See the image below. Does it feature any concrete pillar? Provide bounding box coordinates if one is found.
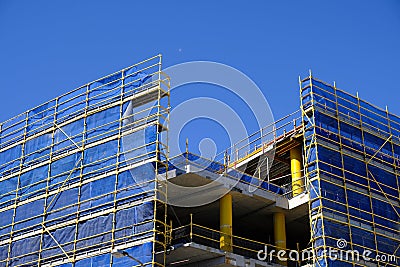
[290,146,304,196]
[274,212,287,266]
[220,193,233,252]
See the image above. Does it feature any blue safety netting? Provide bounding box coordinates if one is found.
[0,60,161,266]
[302,77,400,266]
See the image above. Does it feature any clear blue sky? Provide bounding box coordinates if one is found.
[1,1,399,155]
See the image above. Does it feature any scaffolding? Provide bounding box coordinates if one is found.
[1,54,399,267]
[0,55,170,266]
[301,74,400,266]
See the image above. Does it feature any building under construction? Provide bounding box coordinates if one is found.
[0,55,398,267]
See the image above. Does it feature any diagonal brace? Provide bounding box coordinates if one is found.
[54,123,83,151]
[43,225,74,263]
[45,155,83,212]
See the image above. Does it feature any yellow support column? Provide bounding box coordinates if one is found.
[220,193,233,252]
[274,212,287,266]
[290,146,304,196]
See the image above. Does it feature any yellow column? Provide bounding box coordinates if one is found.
[290,146,304,196]
[274,212,287,266]
[220,193,233,252]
